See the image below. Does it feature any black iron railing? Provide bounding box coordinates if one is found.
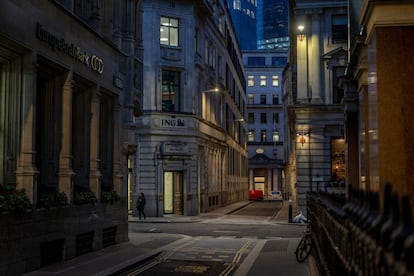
[307,184,414,276]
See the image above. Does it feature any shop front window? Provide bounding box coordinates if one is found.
[331,138,345,183]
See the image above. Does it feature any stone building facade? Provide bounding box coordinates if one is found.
[287,0,348,214]
[132,0,248,216]
[243,50,288,198]
[0,1,142,274]
[346,0,414,219]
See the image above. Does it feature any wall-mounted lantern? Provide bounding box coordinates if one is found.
[298,25,305,42]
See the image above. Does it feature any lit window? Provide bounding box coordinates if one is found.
[260,76,266,86]
[248,76,254,87]
[273,131,280,142]
[248,130,255,142]
[160,17,179,46]
[248,94,254,104]
[331,138,345,181]
[261,130,267,142]
[272,76,279,86]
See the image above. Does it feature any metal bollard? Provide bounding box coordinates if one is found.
[288,199,293,223]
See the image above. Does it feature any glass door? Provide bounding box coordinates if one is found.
[164,171,183,215]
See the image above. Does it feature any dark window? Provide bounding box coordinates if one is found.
[273,113,279,124]
[162,70,180,112]
[260,94,266,104]
[260,113,267,124]
[271,57,288,66]
[248,112,254,123]
[333,67,345,103]
[247,56,265,66]
[272,95,279,104]
[332,15,347,44]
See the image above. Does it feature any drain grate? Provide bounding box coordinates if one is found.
[173,264,209,273]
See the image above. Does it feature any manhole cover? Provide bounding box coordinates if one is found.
[174,265,209,273]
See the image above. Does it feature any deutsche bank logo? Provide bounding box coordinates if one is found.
[90,55,104,74]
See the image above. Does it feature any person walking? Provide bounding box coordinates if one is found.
[136,192,146,220]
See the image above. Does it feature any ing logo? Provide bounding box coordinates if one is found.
[90,55,104,74]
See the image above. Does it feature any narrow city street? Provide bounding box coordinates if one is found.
[121,201,309,276]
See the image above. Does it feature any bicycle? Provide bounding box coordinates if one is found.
[295,221,312,262]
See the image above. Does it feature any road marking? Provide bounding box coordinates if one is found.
[232,239,267,276]
[220,240,253,276]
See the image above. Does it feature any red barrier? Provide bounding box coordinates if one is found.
[248,190,263,201]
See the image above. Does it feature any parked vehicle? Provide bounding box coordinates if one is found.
[269,191,283,201]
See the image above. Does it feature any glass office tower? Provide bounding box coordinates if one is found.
[227,0,258,50]
[257,0,289,49]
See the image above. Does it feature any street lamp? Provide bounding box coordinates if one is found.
[202,88,224,126]
[298,25,305,41]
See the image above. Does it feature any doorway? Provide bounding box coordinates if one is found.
[164,171,183,215]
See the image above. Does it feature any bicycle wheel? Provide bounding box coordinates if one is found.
[295,236,312,262]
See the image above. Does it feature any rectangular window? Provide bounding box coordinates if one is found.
[273,113,279,124]
[234,0,241,10]
[260,94,266,104]
[248,76,254,87]
[333,67,345,104]
[161,70,180,112]
[160,16,179,46]
[272,95,279,104]
[194,28,199,53]
[272,76,279,87]
[248,112,254,124]
[273,131,279,142]
[248,94,254,104]
[260,76,266,86]
[247,56,265,66]
[331,138,345,181]
[260,130,267,142]
[332,15,347,44]
[260,113,266,124]
[248,130,254,142]
[271,57,288,66]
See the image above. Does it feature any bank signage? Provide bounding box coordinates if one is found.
[162,142,190,155]
[36,23,104,74]
[161,118,185,127]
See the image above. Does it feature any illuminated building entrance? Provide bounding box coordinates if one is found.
[163,171,183,215]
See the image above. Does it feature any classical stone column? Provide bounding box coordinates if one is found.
[113,103,123,195]
[15,54,39,204]
[267,169,273,197]
[272,168,279,191]
[310,12,323,103]
[58,71,75,203]
[248,168,254,190]
[296,16,309,104]
[89,88,102,200]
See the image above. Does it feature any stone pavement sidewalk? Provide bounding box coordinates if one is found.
[24,200,319,276]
